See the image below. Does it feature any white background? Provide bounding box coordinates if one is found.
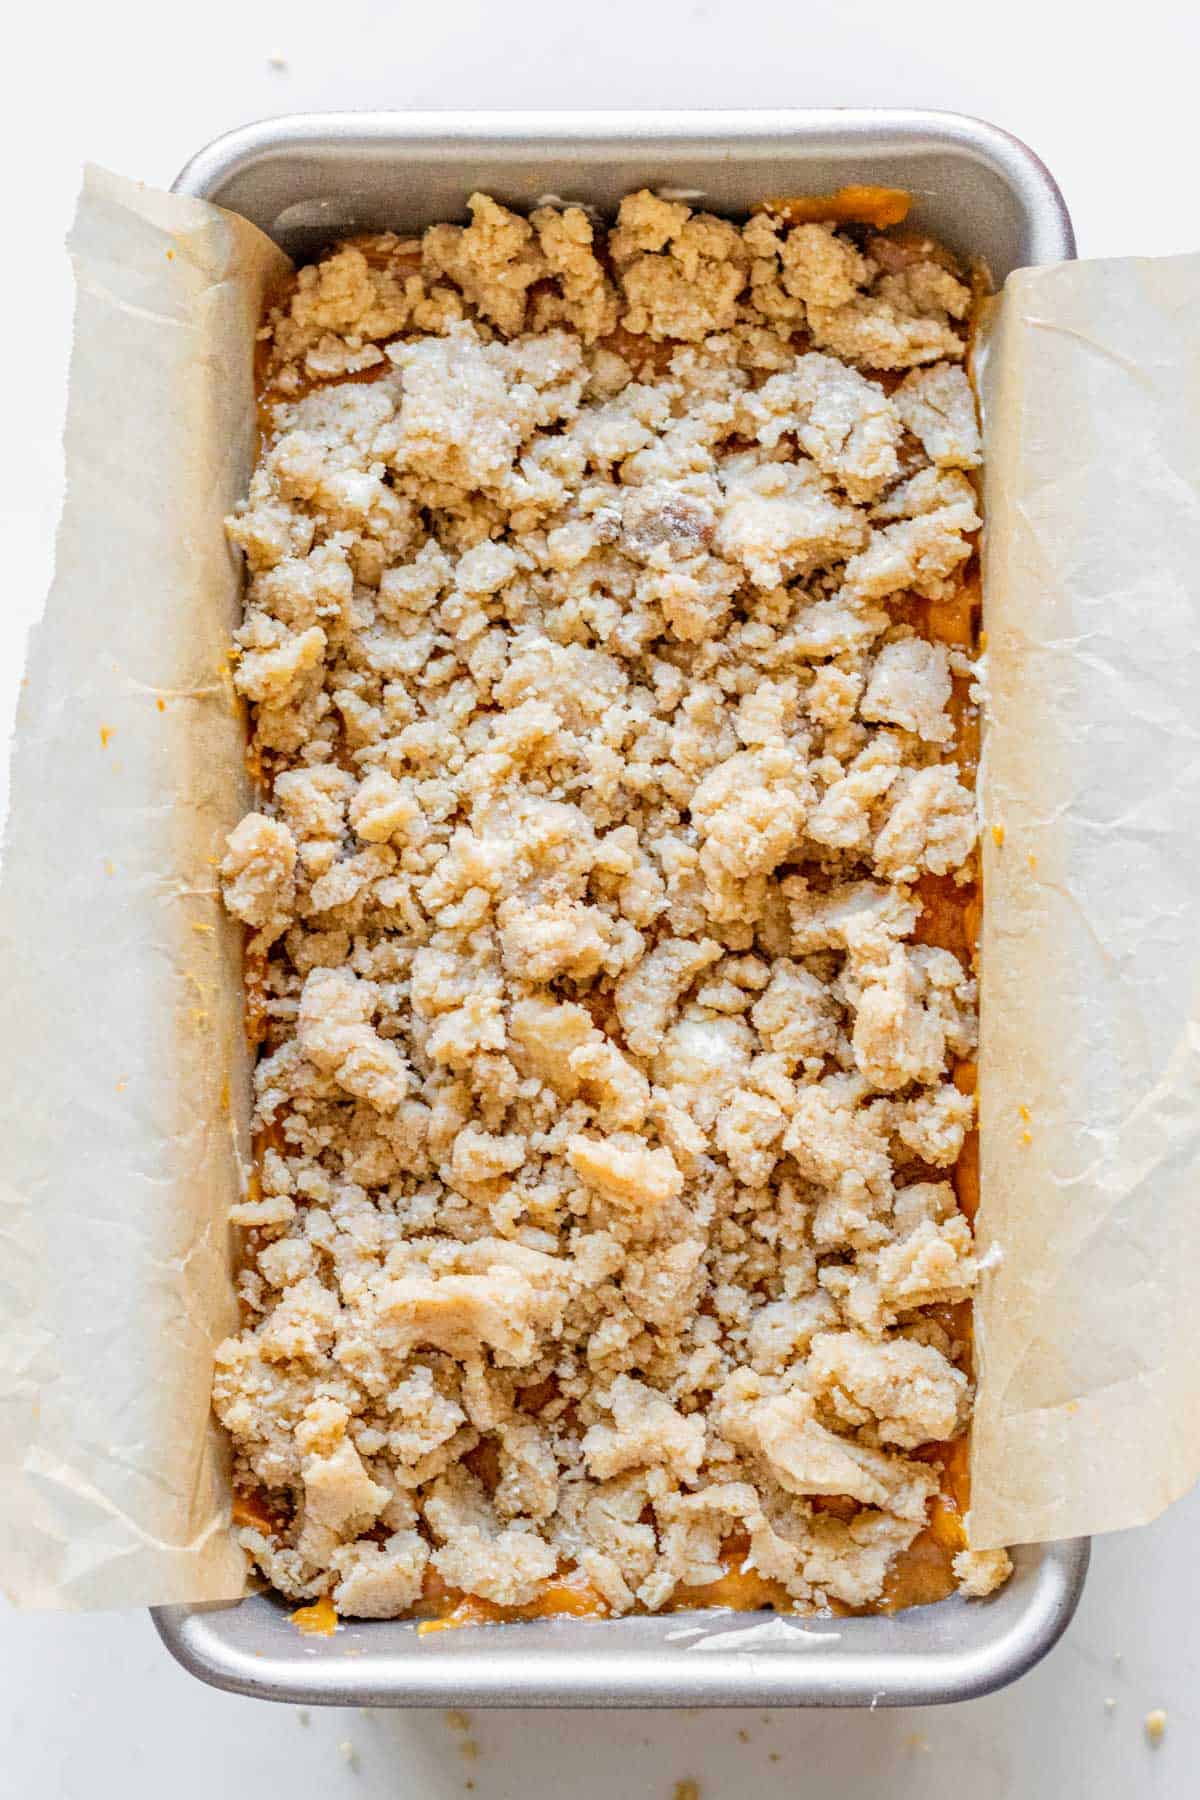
[3,3,1199,1794]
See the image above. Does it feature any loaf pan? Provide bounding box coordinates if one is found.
[158,109,1084,1708]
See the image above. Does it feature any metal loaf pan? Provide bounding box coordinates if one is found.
[159,110,1085,1709]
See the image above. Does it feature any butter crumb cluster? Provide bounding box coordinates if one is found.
[216,190,1008,1619]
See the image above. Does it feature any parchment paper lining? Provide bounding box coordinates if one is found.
[970,253,1200,1547]
[1,172,1196,1607]
[0,168,287,1607]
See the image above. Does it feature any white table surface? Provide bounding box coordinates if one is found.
[4,3,1199,1793]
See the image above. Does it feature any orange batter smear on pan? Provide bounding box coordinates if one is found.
[415,1565,610,1635]
[291,1593,339,1637]
[755,185,912,230]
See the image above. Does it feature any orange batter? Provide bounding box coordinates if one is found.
[755,186,912,230]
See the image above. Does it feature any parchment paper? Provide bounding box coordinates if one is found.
[0,167,288,1607]
[2,171,1199,1607]
[970,254,1200,1547]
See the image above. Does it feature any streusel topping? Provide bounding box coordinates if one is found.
[215,190,1008,1619]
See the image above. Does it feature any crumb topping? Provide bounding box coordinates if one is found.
[216,190,997,1621]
